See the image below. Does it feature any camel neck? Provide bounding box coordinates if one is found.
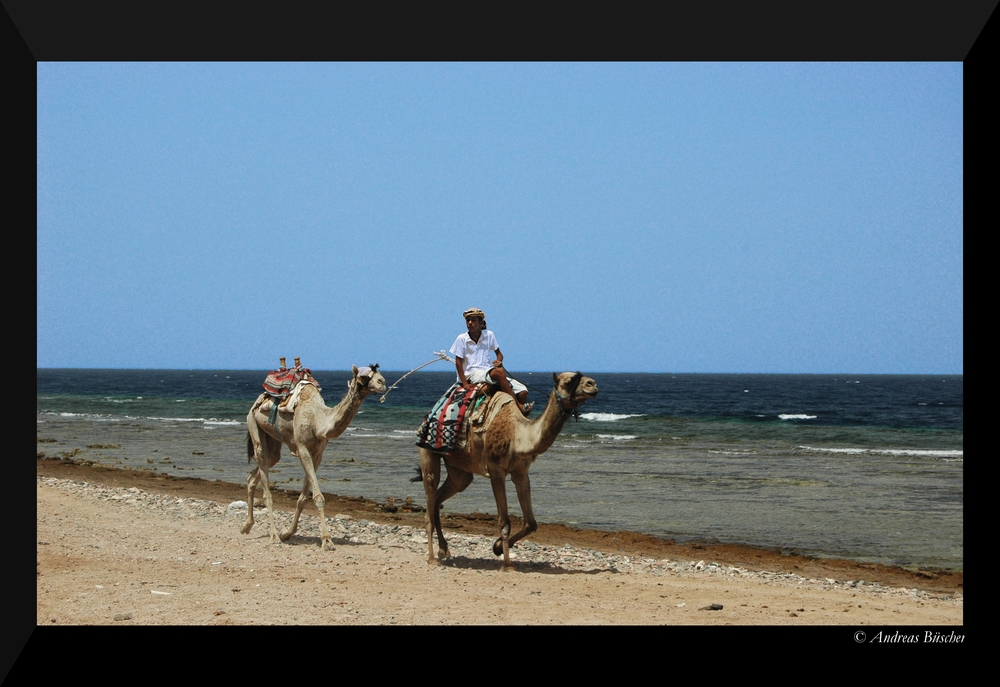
[322,383,365,438]
[512,388,570,456]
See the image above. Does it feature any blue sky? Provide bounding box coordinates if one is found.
[37,63,962,373]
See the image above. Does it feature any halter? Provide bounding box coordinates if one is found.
[554,372,584,419]
[354,363,380,394]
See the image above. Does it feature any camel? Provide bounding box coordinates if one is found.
[420,371,598,569]
[242,364,387,549]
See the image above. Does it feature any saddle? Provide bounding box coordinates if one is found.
[452,386,512,455]
[415,382,516,455]
[465,383,508,429]
[260,366,320,423]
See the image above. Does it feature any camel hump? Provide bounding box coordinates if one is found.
[297,382,320,401]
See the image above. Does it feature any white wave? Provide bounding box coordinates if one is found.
[596,434,638,441]
[150,416,245,425]
[799,445,963,458]
[876,449,964,458]
[778,414,817,420]
[579,412,644,422]
[343,429,418,440]
[45,411,114,422]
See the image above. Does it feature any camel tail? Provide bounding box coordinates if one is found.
[409,465,423,483]
[245,431,254,463]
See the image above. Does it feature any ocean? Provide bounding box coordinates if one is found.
[36,368,963,571]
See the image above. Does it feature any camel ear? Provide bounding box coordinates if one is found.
[553,372,559,385]
[352,364,359,378]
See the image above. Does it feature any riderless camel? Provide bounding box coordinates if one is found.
[243,364,386,549]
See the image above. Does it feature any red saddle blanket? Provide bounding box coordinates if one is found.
[415,383,480,453]
[262,367,316,399]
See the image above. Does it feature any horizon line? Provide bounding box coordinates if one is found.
[36,366,964,376]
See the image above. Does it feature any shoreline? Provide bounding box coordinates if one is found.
[37,456,963,595]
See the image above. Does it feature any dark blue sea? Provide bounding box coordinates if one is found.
[36,369,963,571]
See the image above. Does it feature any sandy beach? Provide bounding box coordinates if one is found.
[35,456,962,626]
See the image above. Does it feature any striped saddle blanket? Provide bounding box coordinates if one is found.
[262,367,318,399]
[416,383,482,453]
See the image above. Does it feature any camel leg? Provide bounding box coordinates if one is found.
[420,451,474,563]
[242,422,265,535]
[433,466,474,559]
[506,468,538,549]
[245,420,282,544]
[241,466,261,535]
[258,462,280,544]
[281,478,310,542]
[309,453,331,550]
[284,446,330,549]
[420,450,443,564]
[488,470,513,570]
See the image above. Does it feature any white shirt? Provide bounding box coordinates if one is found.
[450,330,499,375]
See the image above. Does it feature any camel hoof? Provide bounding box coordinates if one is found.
[437,548,450,560]
[492,538,504,556]
[427,557,442,566]
[240,522,253,535]
[279,531,294,542]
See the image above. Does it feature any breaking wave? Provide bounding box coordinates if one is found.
[579,412,644,422]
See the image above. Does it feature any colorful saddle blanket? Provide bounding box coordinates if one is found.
[416,383,482,453]
[262,366,317,399]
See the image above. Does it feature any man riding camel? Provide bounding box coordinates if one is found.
[450,307,533,417]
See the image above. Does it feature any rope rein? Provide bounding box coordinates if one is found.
[380,351,453,403]
[380,354,583,420]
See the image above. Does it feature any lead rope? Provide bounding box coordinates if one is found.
[380,351,454,403]
[381,353,577,419]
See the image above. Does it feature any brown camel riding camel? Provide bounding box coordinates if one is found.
[420,371,598,569]
[243,364,386,549]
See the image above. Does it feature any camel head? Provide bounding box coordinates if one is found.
[351,363,388,396]
[552,371,598,412]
